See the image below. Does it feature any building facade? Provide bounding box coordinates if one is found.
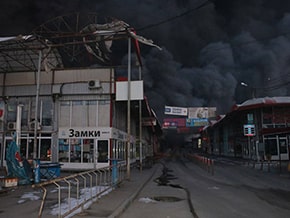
[0,67,161,170]
[202,97,290,161]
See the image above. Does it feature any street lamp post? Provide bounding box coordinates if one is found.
[240,82,256,99]
[127,37,131,180]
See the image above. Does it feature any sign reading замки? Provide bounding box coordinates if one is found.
[58,127,111,139]
[58,127,130,141]
[164,105,188,116]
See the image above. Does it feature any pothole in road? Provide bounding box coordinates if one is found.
[152,196,184,202]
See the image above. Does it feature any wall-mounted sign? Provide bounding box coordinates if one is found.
[243,124,255,136]
[116,80,144,101]
[164,106,188,116]
[59,127,112,139]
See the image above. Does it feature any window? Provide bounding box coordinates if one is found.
[264,138,278,156]
[83,139,94,163]
[59,100,110,127]
[6,97,53,127]
[279,138,288,154]
[59,101,71,127]
[41,98,53,126]
[262,108,272,125]
[58,138,95,163]
[97,140,108,163]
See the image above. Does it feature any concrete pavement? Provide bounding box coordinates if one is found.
[2,157,289,218]
[0,164,161,218]
[73,162,193,218]
[72,165,158,218]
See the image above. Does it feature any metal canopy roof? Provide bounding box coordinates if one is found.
[0,13,160,73]
[0,35,63,73]
[232,96,290,111]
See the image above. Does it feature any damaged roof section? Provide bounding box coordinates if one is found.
[0,13,161,73]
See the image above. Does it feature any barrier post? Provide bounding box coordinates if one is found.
[33,159,40,184]
[112,159,118,186]
[211,159,214,175]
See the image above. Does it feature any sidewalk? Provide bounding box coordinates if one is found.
[118,164,193,218]
[0,164,159,218]
[73,165,159,218]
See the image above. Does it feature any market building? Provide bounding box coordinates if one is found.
[0,13,162,170]
[201,97,290,162]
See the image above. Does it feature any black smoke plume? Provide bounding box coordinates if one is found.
[2,0,290,121]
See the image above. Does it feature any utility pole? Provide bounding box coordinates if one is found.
[34,50,42,159]
[127,37,131,179]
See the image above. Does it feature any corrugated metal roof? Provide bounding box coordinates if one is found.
[0,35,63,73]
[233,96,290,111]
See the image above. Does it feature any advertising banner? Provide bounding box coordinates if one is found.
[188,107,216,118]
[186,118,208,127]
[164,106,188,116]
[163,118,186,129]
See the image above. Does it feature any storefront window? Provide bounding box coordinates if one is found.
[97,140,108,163]
[58,138,95,163]
[83,139,94,163]
[70,139,81,162]
[118,141,125,160]
[279,139,288,154]
[59,139,69,162]
[112,139,117,159]
[9,134,52,161]
[265,138,278,156]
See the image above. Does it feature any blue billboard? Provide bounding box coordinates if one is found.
[186,118,208,127]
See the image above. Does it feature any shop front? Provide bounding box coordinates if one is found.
[57,127,133,170]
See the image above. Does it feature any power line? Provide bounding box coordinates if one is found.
[136,0,212,32]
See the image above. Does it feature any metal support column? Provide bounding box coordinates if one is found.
[127,37,131,179]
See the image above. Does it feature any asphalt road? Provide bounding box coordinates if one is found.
[163,151,290,218]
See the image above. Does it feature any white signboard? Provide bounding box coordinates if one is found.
[164,106,188,116]
[116,80,144,101]
[58,127,112,139]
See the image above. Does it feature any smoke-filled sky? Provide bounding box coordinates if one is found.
[2,0,290,120]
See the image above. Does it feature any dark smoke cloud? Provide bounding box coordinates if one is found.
[2,0,290,120]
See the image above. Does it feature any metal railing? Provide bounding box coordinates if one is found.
[32,162,126,218]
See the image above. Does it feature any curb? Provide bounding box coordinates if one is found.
[108,165,159,218]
